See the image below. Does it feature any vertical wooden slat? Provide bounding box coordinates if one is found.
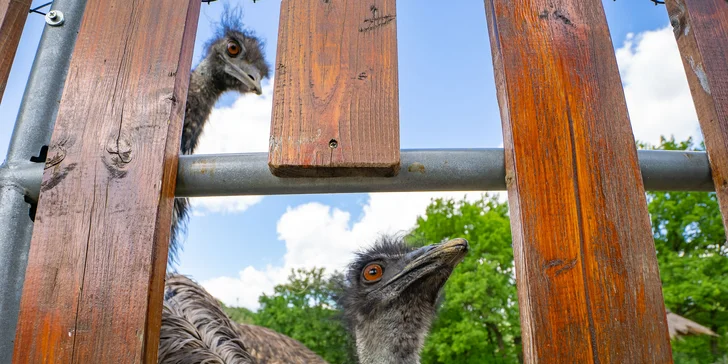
[484,1,672,363]
[666,0,728,237]
[0,0,32,101]
[12,0,200,362]
[268,0,400,178]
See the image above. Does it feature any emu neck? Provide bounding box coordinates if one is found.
[182,58,225,155]
[354,306,433,364]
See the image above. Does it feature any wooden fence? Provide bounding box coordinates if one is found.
[0,0,725,362]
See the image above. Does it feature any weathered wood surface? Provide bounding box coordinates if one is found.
[484,0,672,362]
[0,0,32,101]
[666,0,728,240]
[12,0,200,362]
[269,0,400,177]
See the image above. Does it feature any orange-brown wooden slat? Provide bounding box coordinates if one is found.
[483,1,672,362]
[11,0,200,362]
[268,0,400,178]
[666,0,728,239]
[0,0,32,101]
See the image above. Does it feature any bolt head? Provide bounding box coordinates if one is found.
[44,9,64,26]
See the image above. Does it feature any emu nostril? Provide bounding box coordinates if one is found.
[247,73,255,81]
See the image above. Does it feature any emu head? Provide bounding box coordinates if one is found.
[341,236,469,364]
[201,6,270,95]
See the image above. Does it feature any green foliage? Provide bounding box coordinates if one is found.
[409,194,522,363]
[640,136,728,364]
[254,267,356,364]
[220,302,257,324]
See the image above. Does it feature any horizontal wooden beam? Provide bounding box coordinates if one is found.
[11,0,200,361]
[268,0,400,178]
[0,0,32,101]
[484,0,673,362]
[666,0,728,240]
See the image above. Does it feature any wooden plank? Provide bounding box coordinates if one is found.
[268,0,400,178]
[666,0,728,238]
[11,0,200,362]
[483,1,672,362]
[0,0,32,101]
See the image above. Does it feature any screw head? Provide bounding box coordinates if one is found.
[45,10,64,26]
[329,139,338,149]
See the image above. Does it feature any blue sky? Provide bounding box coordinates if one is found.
[1,1,702,309]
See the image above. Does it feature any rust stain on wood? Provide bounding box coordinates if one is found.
[666,0,728,244]
[484,0,672,362]
[11,0,201,362]
[268,0,400,178]
[0,0,32,100]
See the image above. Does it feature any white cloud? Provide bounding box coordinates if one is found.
[190,196,264,216]
[202,191,506,310]
[188,79,274,215]
[615,25,702,146]
[193,80,274,155]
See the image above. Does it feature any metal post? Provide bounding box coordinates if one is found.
[0,0,87,360]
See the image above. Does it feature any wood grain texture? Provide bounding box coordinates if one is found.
[666,0,728,241]
[11,0,200,362]
[0,0,32,101]
[483,1,672,363]
[268,0,400,178]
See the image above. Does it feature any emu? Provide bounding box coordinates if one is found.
[158,236,470,364]
[169,6,270,268]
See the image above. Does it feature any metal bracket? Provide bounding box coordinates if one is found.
[28,1,53,16]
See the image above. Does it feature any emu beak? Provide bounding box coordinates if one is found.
[222,57,263,95]
[408,238,469,269]
[382,238,469,289]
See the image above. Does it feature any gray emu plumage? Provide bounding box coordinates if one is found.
[159,274,257,364]
[169,6,270,268]
[159,236,470,363]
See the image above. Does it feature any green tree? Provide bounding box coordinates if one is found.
[639,136,728,364]
[254,267,356,364]
[409,194,522,363]
[220,302,257,324]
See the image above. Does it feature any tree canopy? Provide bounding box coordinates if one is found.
[252,268,356,363]
[639,137,728,363]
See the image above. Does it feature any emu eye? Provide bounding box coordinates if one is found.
[226,41,241,57]
[362,263,384,282]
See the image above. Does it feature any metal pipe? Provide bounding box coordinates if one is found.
[177,149,506,196]
[0,0,87,360]
[638,150,714,192]
[172,148,713,196]
[175,149,714,196]
[10,150,715,200]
